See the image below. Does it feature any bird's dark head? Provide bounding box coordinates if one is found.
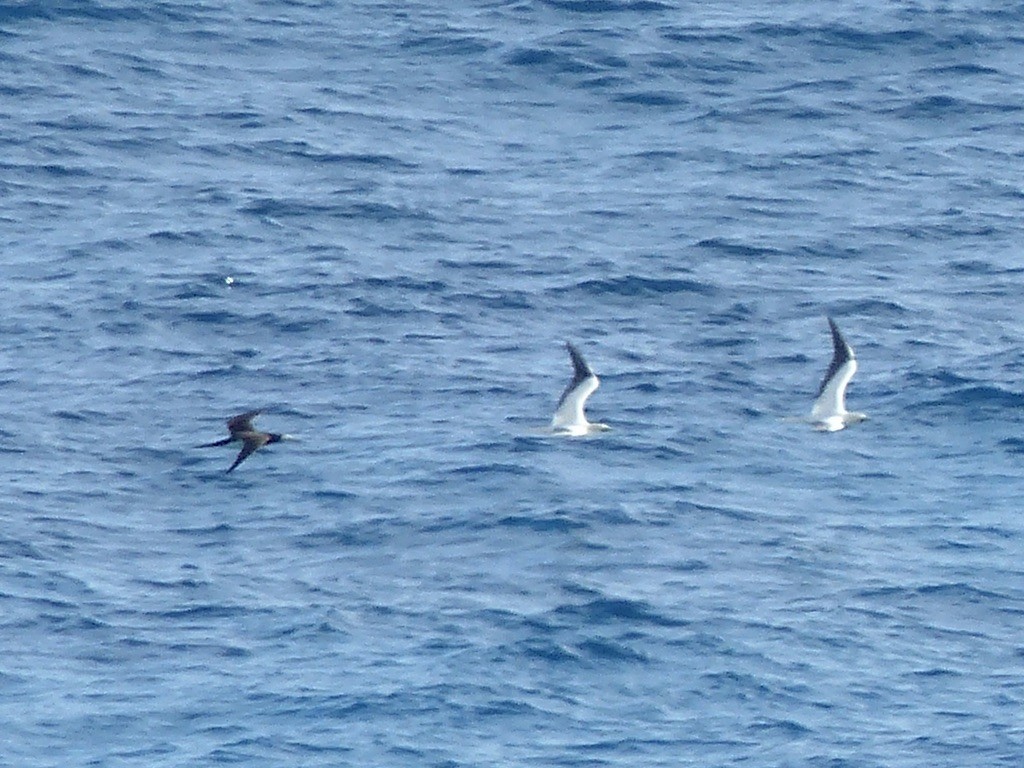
[267,433,285,444]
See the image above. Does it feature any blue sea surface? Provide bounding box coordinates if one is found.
[3,1,1024,765]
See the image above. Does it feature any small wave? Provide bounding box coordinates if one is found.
[0,1,138,22]
[156,604,254,621]
[241,197,432,223]
[497,514,586,533]
[998,437,1024,456]
[250,141,420,170]
[34,162,92,178]
[516,637,581,663]
[829,298,908,317]
[448,462,532,478]
[890,94,1022,120]
[504,47,603,75]
[914,582,1005,602]
[747,22,931,52]
[357,276,447,293]
[614,91,687,108]
[695,238,786,260]
[541,0,672,11]
[577,637,649,663]
[931,384,1024,410]
[555,595,685,628]
[749,717,812,736]
[931,63,1001,76]
[0,537,47,560]
[910,666,960,679]
[573,275,715,297]
[179,309,243,326]
[400,33,492,58]
[854,582,1008,605]
[292,526,384,550]
[953,261,1024,277]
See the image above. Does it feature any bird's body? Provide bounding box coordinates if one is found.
[551,342,610,436]
[810,318,867,431]
[198,410,286,473]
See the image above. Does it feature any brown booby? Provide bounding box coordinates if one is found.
[198,410,287,473]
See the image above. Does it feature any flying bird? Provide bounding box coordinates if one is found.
[197,410,289,473]
[551,342,610,436]
[810,317,867,431]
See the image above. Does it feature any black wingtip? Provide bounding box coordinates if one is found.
[825,317,852,359]
[565,341,592,379]
[815,316,854,398]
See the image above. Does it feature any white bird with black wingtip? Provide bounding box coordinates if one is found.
[551,342,611,436]
[810,317,867,432]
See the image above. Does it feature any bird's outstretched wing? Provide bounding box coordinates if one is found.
[811,318,857,420]
[552,342,599,430]
[226,433,268,473]
[226,410,261,437]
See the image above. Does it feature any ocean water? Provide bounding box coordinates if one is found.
[3,1,1024,765]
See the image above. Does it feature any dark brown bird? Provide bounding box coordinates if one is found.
[197,410,287,473]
